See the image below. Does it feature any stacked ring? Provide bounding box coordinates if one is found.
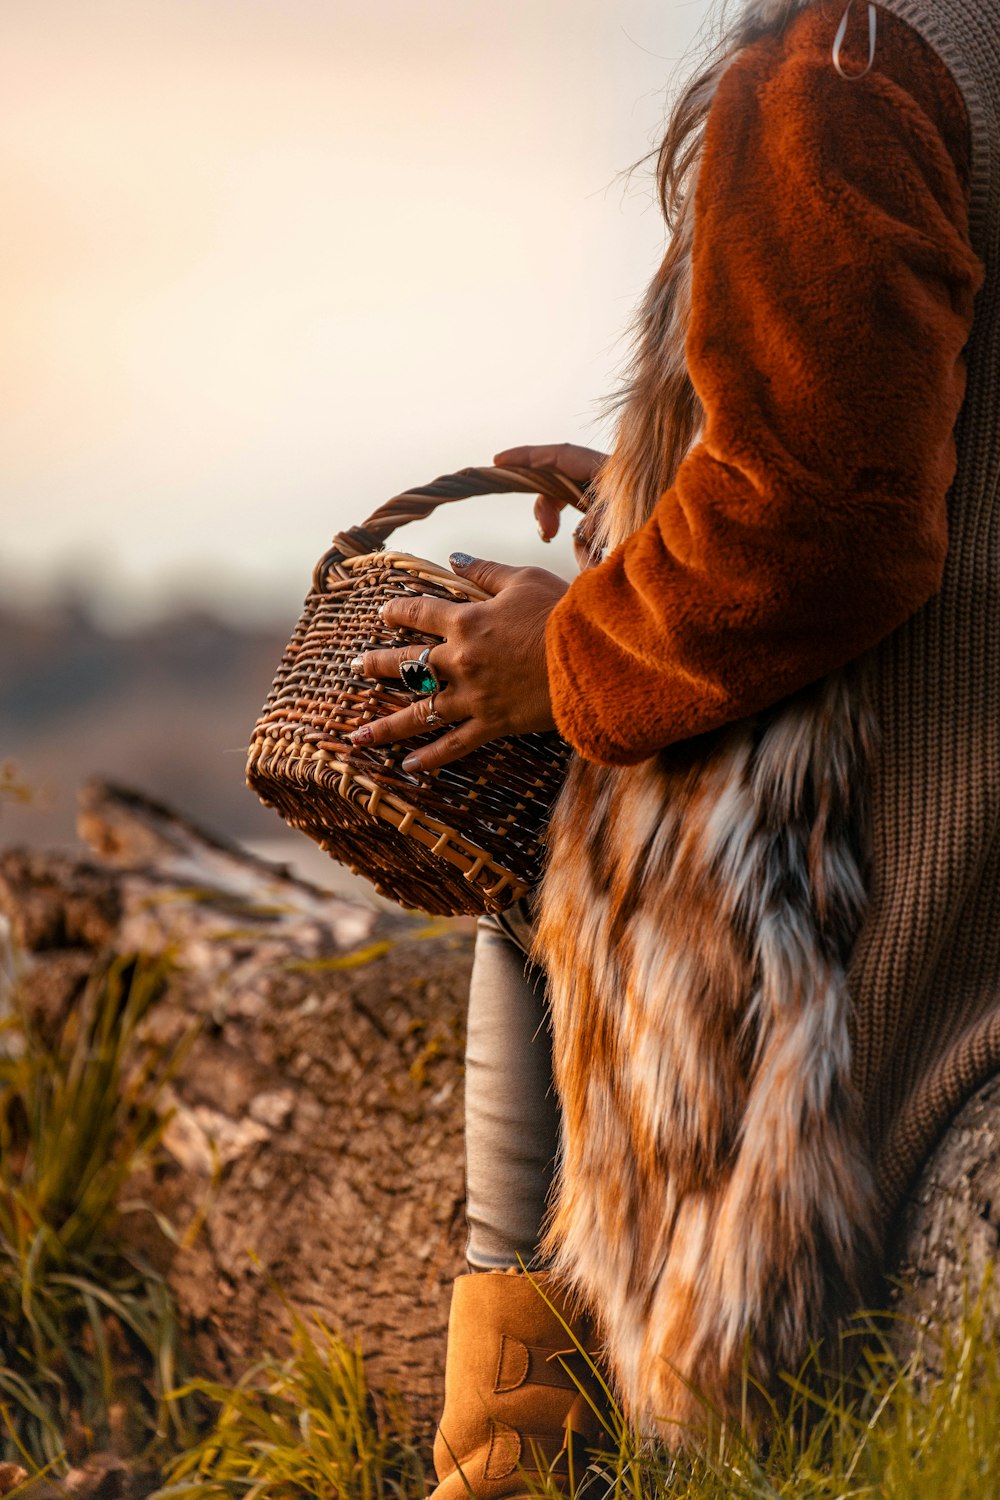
[425,693,444,728]
[399,645,440,697]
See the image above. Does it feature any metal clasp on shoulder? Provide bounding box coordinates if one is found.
[832,0,878,80]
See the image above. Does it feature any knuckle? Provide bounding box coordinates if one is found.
[387,596,419,628]
[364,653,390,681]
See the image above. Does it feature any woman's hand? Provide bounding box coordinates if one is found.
[348,553,569,773]
[494,443,607,544]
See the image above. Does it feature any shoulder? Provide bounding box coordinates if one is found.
[712,2,972,198]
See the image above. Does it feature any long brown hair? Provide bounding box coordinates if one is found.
[589,0,814,552]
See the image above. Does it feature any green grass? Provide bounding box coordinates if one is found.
[0,954,201,1471]
[145,1276,1000,1500]
[156,1304,426,1500]
[629,1298,1000,1498]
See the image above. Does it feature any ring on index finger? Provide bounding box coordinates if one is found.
[399,645,440,698]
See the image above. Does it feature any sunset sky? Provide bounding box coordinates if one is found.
[3,0,713,628]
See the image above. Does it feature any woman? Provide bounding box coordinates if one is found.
[349,0,996,1474]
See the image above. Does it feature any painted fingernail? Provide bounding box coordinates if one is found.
[350,725,373,745]
[349,655,365,674]
[449,552,476,569]
[402,753,421,773]
[378,601,389,620]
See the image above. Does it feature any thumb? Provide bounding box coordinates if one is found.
[449,552,520,596]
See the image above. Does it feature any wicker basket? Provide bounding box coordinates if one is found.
[246,465,590,916]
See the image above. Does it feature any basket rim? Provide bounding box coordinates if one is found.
[319,548,493,600]
[247,737,532,904]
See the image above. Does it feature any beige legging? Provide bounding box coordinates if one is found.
[463,897,559,1271]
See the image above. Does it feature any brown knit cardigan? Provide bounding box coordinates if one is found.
[534,0,999,1443]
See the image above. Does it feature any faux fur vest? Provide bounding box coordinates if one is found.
[534,0,986,1442]
[536,672,879,1438]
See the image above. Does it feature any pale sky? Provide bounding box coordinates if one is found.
[2,0,713,628]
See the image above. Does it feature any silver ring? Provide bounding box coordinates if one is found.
[399,644,440,697]
[425,692,444,728]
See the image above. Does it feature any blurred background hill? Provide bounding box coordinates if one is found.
[1,0,710,890]
[0,591,298,863]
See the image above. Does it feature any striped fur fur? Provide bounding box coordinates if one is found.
[534,669,881,1439]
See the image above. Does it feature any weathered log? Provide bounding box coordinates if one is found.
[887,1074,1000,1373]
[1,780,471,1440]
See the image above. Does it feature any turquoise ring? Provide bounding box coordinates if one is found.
[399,646,440,698]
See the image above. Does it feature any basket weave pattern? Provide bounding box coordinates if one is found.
[246,467,586,916]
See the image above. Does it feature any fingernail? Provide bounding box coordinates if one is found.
[449,552,476,569]
[378,601,389,620]
[537,526,550,544]
[349,654,365,674]
[402,753,421,773]
[350,725,373,745]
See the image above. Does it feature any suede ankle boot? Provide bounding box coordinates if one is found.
[430,1270,607,1500]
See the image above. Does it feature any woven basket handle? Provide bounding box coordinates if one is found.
[315,464,593,587]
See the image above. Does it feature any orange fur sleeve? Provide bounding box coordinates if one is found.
[545,8,984,767]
